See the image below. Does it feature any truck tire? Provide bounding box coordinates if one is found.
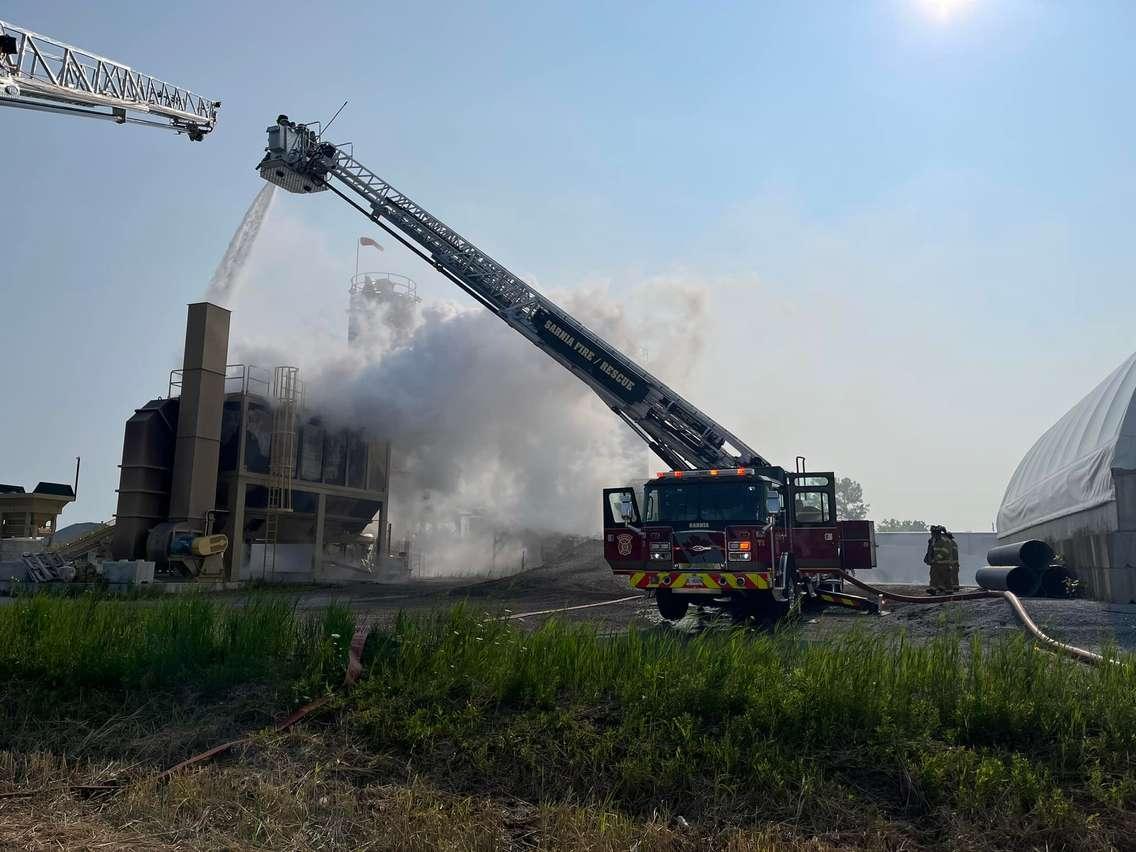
[655,589,689,621]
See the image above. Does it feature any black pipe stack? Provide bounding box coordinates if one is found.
[976,540,1057,597]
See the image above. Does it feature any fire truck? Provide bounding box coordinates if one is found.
[605,466,876,620]
[256,116,877,620]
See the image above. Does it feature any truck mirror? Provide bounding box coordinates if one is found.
[766,493,782,516]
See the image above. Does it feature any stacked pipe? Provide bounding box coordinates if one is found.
[975,540,1069,597]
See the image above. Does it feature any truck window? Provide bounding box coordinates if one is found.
[793,490,832,525]
[607,491,638,524]
[644,483,762,523]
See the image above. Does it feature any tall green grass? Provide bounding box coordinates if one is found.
[354,607,1136,841]
[0,593,353,693]
[2,596,1134,844]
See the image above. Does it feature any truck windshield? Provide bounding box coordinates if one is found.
[644,482,764,523]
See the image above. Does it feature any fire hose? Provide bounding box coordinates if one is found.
[836,570,1000,604]
[998,590,1108,666]
[834,570,1112,667]
[155,620,372,780]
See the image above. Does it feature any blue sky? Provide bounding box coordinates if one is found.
[2,1,1135,530]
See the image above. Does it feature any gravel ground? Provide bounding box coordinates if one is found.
[9,536,1131,652]
[283,538,1136,653]
[798,586,1136,653]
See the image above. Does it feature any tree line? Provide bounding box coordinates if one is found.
[834,476,927,531]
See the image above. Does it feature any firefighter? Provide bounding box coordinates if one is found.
[924,525,960,595]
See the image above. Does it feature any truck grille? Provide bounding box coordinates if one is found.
[672,530,725,565]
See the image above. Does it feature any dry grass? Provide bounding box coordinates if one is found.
[0,741,901,851]
[2,706,1106,851]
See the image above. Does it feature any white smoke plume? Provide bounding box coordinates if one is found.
[222,191,713,577]
[204,183,276,306]
[347,277,420,357]
[300,281,709,555]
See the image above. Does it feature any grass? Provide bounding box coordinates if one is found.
[0,595,1135,849]
[352,607,1136,848]
[0,592,353,694]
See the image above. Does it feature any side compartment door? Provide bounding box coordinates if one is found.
[838,520,877,571]
[602,487,645,573]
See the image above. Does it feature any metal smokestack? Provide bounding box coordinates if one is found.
[168,302,230,528]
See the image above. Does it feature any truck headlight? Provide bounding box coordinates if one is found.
[727,541,752,561]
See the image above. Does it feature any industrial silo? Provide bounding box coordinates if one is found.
[347,272,420,351]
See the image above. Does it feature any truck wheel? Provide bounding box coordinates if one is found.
[655,589,689,620]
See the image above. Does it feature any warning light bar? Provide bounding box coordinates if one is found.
[655,468,759,479]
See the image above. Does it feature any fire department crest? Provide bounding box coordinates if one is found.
[616,534,634,557]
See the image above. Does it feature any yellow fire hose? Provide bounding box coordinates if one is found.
[998,589,1108,666]
[835,571,1114,667]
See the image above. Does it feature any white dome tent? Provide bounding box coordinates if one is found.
[996,351,1136,603]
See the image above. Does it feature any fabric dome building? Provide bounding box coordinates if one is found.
[996,352,1136,603]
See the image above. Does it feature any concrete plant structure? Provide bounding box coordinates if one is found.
[0,482,74,540]
[0,480,75,558]
[213,367,390,581]
[112,302,390,583]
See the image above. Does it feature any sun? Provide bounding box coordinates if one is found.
[920,0,976,22]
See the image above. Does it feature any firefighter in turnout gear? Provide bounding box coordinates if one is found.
[924,525,960,595]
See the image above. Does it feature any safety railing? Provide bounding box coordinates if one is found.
[349,272,420,302]
[168,364,277,400]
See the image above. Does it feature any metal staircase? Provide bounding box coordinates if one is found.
[263,366,299,579]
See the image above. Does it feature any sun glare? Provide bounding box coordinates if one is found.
[920,0,976,23]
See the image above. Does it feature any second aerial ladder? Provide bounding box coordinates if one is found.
[0,20,219,139]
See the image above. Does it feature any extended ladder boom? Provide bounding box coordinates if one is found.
[257,116,769,470]
[0,21,218,139]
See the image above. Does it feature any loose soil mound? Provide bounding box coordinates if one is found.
[453,535,626,598]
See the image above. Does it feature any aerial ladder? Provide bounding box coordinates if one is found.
[0,20,219,139]
[256,116,881,618]
[256,116,766,472]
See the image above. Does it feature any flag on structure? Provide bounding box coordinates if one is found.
[359,236,383,251]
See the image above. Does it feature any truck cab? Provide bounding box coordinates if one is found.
[603,467,876,621]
